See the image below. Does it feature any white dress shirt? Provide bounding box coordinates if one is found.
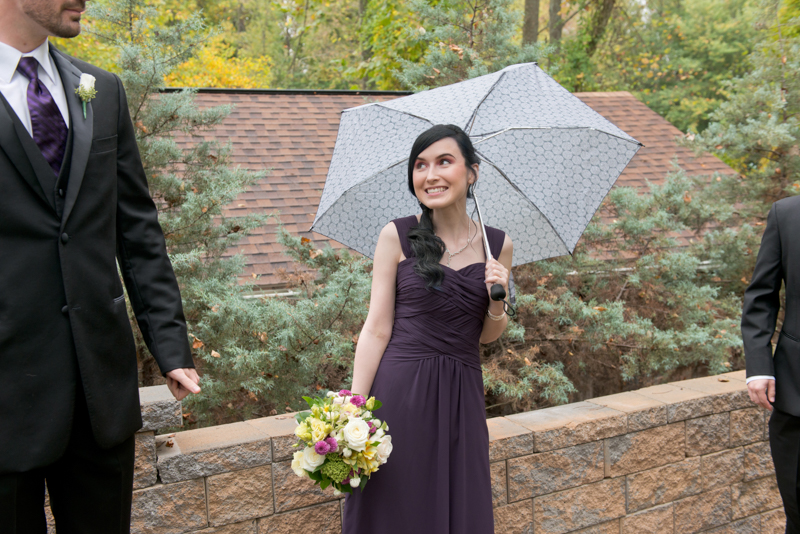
[746,375,775,384]
[0,39,70,136]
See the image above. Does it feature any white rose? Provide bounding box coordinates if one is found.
[291,451,309,478]
[372,428,385,441]
[332,395,349,406]
[362,411,372,419]
[78,73,96,92]
[301,446,325,471]
[376,435,393,464]
[326,391,336,397]
[349,476,361,488]
[342,447,352,458]
[343,418,371,451]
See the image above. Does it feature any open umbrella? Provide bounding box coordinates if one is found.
[311,62,642,273]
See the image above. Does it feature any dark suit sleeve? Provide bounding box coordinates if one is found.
[741,203,784,378]
[113,75,194,375]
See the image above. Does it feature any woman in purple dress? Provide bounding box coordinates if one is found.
[343,125,513,533]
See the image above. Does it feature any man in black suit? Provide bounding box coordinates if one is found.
[743,194,800,534]
[0,0,200,531]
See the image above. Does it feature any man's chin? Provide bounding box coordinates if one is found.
[52,20,82,38]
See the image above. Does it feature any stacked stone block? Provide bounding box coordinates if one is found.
[46,370,784,533]
[491,371,784,534]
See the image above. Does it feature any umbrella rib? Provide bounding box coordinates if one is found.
[311,159,410,230]
[365,105,436,126]
[472,126,644,147]
[475,150,572,256]
[464,72,510,135]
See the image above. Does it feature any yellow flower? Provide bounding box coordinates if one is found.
[309,417,332,443]
[340,403,361,418]
[294,421,312,442]
[356,443,381,473]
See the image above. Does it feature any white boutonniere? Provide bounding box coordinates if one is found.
[75,73,96,119]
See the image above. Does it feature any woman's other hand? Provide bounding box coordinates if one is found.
[484,258,509,300]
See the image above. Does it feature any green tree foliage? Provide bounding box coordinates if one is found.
[692,0,800,205]
[85,0,270,391]
[397,0,551,90]
[189,233,371,422]
[553,0,758,133]
[482,0,800,413]
[481,169,756,414]
[209,0,422,89]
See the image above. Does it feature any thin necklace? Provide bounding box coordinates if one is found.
[442,219,475,267]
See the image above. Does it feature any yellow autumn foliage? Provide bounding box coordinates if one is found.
[165,35,272,89]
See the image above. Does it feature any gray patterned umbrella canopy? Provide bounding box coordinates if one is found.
[311,62,642,266]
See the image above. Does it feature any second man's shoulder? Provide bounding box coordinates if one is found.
[772,195,800,225]
[774,194,800,212]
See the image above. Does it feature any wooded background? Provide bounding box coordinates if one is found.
[56,0,800,428]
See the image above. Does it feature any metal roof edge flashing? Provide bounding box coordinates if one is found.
[159,87,415,96]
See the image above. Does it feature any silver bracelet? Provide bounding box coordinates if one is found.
[486,307,506,321]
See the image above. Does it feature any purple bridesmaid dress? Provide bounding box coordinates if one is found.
[343,215,503,534]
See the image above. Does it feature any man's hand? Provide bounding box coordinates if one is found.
[747,378,775,411]
[165,368,201,401]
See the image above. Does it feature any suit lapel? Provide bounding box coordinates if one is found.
[51,48,92,226]
[0,92,58,212]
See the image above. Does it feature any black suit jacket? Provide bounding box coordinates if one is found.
[0,47,193,473]
[742,195,800,417]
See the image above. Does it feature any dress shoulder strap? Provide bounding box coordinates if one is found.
[391,215,419,259]
[484,225,506,260]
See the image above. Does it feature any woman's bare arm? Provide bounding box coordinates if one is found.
[350,223,403,396]
[480,235,513,344]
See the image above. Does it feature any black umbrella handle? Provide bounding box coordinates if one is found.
[490,284,506,301]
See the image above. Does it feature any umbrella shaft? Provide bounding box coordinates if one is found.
[473,194,493,262]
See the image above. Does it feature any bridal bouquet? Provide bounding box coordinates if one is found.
[291,390,392,494]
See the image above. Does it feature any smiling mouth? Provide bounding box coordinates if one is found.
[426,187,448,194]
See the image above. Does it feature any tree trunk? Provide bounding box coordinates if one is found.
[549,0,563,44]
[523,0,540,44]
[585,0,616,57]
[359,0,373,89]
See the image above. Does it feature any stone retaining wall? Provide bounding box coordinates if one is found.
[54,370,785,533]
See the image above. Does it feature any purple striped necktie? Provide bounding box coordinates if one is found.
[17,57,68,176]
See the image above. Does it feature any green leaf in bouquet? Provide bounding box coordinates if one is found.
[371,400,383,410]
[308,470,323,482]
[302,396,315,407]
[296,411,312,423]
[319,478,331,490]
[359,476,368,491]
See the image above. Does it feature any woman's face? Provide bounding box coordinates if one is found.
[412,137,476,210]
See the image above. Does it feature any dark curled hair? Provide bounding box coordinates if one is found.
[406,124,480,289]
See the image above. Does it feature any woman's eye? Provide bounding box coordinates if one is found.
[440,159,452,165]
[416,162,427,170]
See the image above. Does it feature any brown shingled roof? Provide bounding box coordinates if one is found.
[174,90,735,288]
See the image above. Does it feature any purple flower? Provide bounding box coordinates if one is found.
[367,421,377,434]
[314,440,331,455]
[338,389,352,396]
[350,395,366,407]
[325,437,339,452]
